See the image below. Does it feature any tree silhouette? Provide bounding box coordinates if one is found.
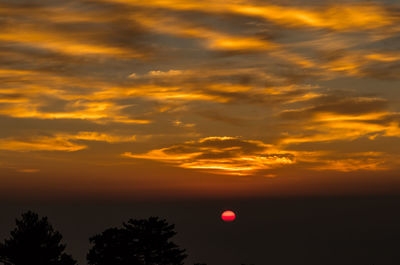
[0,211,76,265]
[87,216,187,265]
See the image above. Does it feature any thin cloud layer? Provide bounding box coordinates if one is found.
[124,137,295,175]
[103,0,396,31]
[0,131,136,152]
[279,94,400,144]
[0,136,86,152]
[124,134,398,175]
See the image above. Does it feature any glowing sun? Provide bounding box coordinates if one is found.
[221,210,236,222]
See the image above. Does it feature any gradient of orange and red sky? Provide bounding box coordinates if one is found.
[1,0,400,199]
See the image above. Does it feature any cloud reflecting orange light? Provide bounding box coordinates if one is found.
[0,132,136,152]
[124,137,295,175]
[110,0,395,30]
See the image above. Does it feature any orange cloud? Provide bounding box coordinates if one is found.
[312,158,388,172]
[123,136,295,175]
[0,30,137,58]
[109,0,395,31]
[60,132,137,143]
[0,4,144,58]
[279,95,400,145]
[298,152,391,172]
[0,131,136,152]
[0,69,151,124]
[125,68,318,104]
[229,3,393,31]
[123,135,398,175]
[0,136,86,152]
[132,14,277,52]
[281,113,400,145]
[0,100,151,124]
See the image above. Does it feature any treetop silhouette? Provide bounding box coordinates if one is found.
[0,211,76,265]
[87,216,187,265]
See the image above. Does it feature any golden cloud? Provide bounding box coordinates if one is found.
[0,68,151,124]
[0,136,86,152]
[280,109,400,144]
[0,3,145,58]
[125,68,319,104]
[298,152,391,172]
[123,136,295,175]
[0,29,137,58]
[312,158,387,172]
[279,95,400,144]
[133,14,278,52]
[109,0,395,31]
[0,100,151,124]
[59,131,136,143]
[123,135,397,175]
[0,131,136,152]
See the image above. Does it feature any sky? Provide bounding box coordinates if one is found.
[1,0,400,199]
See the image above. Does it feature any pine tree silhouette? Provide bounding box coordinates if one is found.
[87,216,187,265]
[0,211,76,265]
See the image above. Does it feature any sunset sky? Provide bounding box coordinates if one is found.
[1,0,400,199]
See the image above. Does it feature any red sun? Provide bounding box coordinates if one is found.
[221,210,236,222]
